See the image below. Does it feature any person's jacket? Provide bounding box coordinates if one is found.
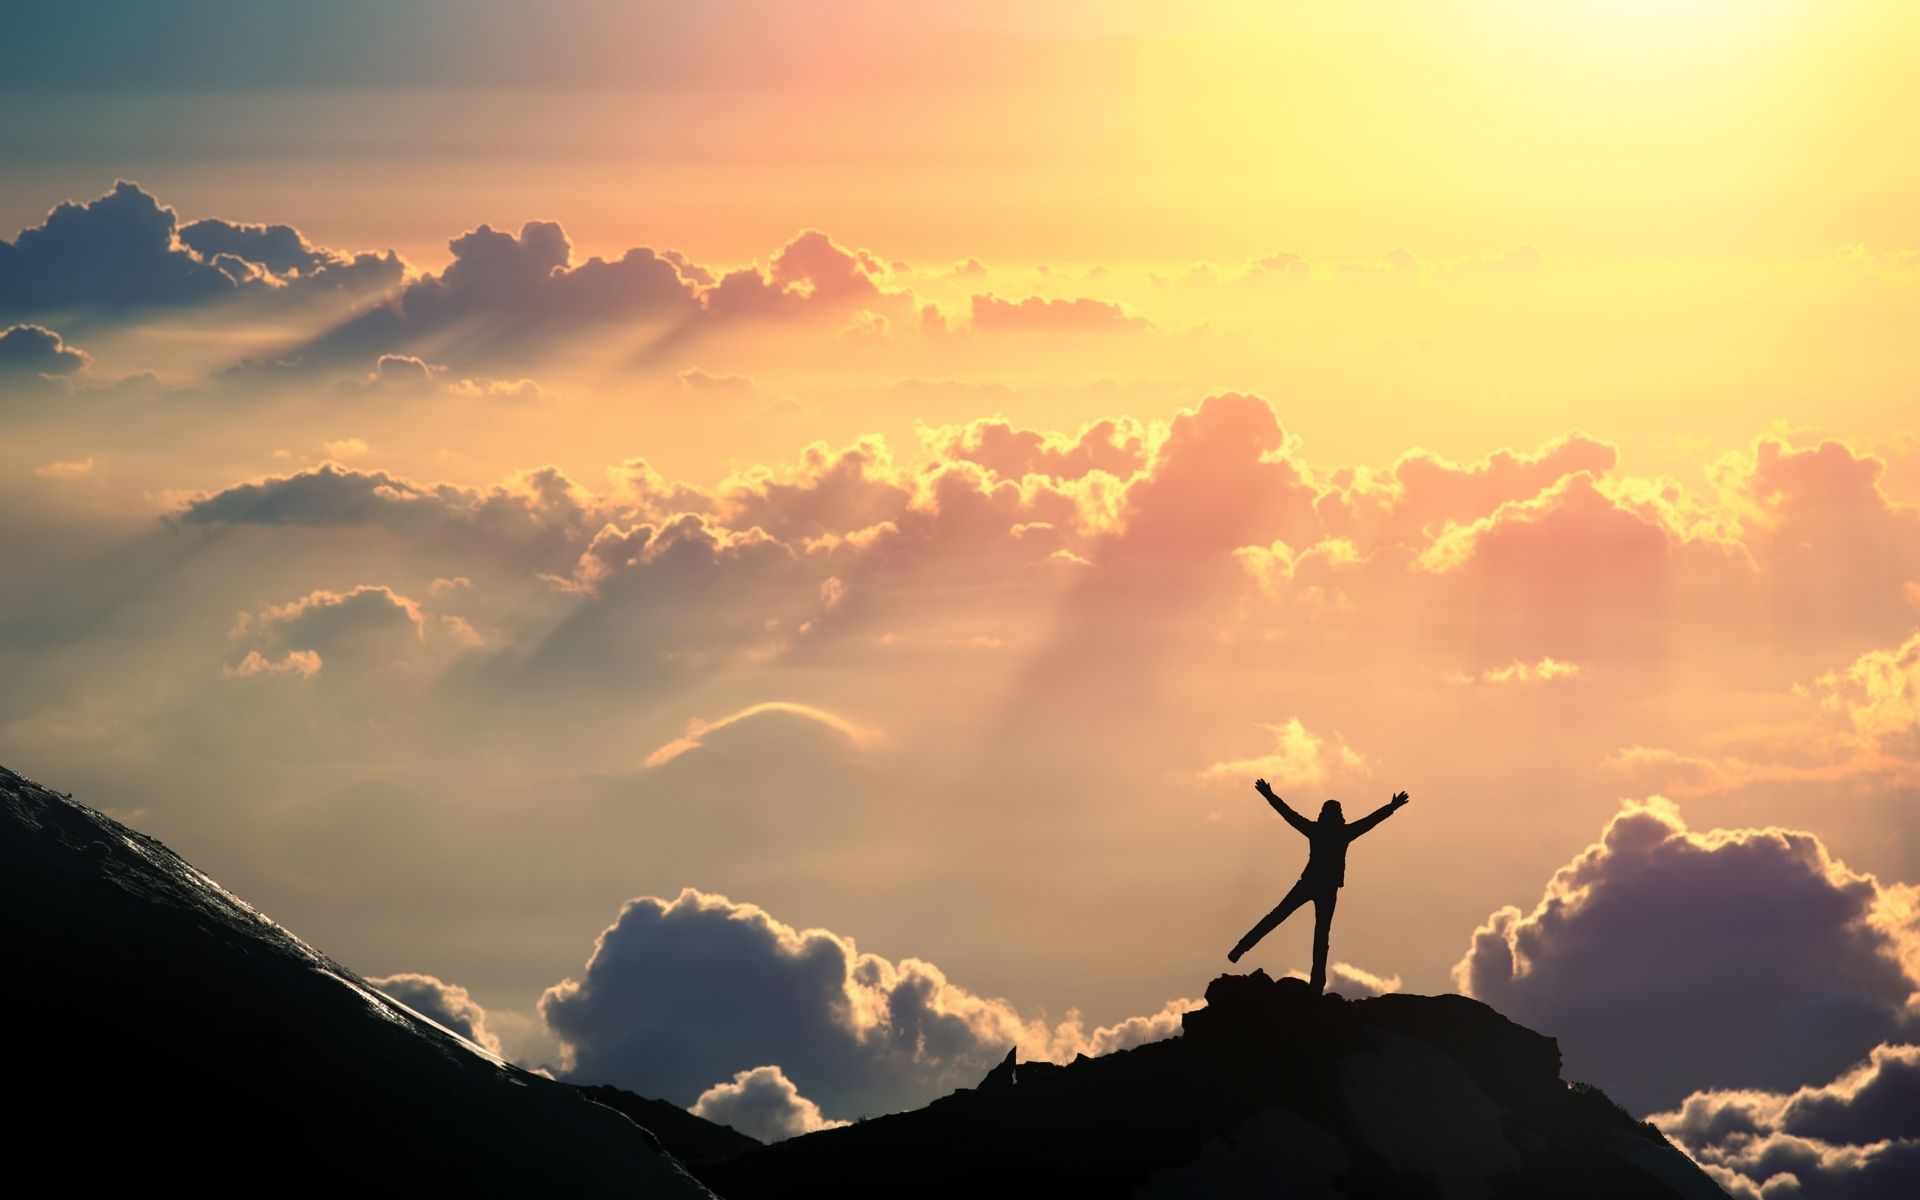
[1265,794,1403,888]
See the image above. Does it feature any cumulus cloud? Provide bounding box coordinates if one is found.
[176,461,601,573]
[919,415,1148,483]
[1454,799,1920,1114]
[300,219,696,366]
[1652,1043,1920,1199]
[223,585,446,681]
[366,972,505,1057]
[0,181,397,317]
[293,222,911,369]
[1198,718,1367,789]
[539,888,1194,1119]
[644,701,880,769]
[0,324,90,375]
[703,229,897,322]
[690,1065,846,1142]
[178,216,402,291]
[1817,629,1920,761]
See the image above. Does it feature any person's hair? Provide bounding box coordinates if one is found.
[1319,799,1343,822]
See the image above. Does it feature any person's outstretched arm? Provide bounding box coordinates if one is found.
[1346,791,1410,839]
[1254,778,1315,836]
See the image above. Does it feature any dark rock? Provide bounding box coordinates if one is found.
[978,1045,1018,1090]
[574,1083,762,1166]
[699,971,1728,1199]
[0,764,712,1196]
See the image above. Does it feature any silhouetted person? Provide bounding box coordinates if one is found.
[1228,780,1410,993]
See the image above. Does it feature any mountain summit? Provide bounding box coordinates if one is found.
[697,971,1727,1198]
[0,765,712,1195]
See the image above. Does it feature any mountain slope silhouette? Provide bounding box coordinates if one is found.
[696,972,1727,1198]
[0,764,714,1195]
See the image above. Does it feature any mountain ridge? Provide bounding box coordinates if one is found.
[0,763,713,1195]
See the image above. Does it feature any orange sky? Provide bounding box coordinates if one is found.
[2,0,1917,1134]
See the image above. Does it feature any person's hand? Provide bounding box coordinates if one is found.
[1254,778,1273,795]
[1392,790,1410,805]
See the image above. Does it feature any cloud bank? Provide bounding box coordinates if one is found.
[538,888,1194,1120]
[1653,1043,1920,1199]
[1454,800,1920,1114]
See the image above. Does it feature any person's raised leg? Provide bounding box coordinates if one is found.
[1229,878,1312,963]
[1308,888,1338,993]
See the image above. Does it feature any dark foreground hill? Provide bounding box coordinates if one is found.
[698,971,1727,1198]
[0,765,712,1196]
[575,1083,762,1166]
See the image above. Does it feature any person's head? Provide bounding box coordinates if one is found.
[1319,799,1343,824]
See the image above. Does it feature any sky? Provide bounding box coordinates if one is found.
[4,0,1918,1181]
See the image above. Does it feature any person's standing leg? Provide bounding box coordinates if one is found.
[1230,877,1313,962]
[1308,887,1338,993]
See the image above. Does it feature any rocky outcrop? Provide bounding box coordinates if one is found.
[697,971,1726,1198]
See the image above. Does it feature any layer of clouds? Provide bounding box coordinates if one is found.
[1454,800,1920,1114]
[538,888,1195,1120]
[366,972,505,1057]
[292,222,910,369]
[159,394,1920,786]
[690,1065,846,1142]
[1652,1043,1920,1199]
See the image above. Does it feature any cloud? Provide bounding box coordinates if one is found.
[919,415,1148,483]
[221,649,323,680]
[702,229,895,322]
[321,437,370,459]
[1453,657,1586,686]
[678,368,756,400]
[1198,718,1368,789]
[644,701,880,769]
[367,972,505,1057]
[1284,961,1402,998]
[1606,626,1920,800]
[176,461,602,572]
[299,218,697,366]
[0,181,398,317]
[225,585,433,679]
[1652,1043,1920,1199]
[538,888,1194,1119]
[177,216,403,292]
[968,293,1151,332]
[1818,629,1920,760]
[1454,799,1920,1114]
[689,1065,846,1142]
[0,324,90,375]
[33,457,94,480]
[293,223,912,369]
